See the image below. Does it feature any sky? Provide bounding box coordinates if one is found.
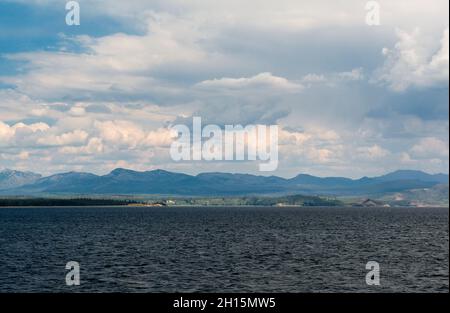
[0,0,448,178]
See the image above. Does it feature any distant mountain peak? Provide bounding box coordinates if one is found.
[109,168,136,175]
[1,168,37,175]
[147,169,174,175]
[0,169,42,190]
[108,168,174,175]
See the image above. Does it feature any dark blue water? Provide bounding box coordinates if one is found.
[0,206,448,292]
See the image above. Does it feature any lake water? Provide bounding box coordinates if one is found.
[0,206,448,292]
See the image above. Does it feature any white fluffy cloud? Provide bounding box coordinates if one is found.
[37,130,89,146]
[375,28,449,91]
[95,120,176,149]
[0,121,50,146]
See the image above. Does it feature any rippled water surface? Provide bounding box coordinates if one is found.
[0,206,448,292]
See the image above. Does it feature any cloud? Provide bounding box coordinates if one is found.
[410,137,449,159]
[357,145,390,159]
[337,68,364,81]
[301,74,327,84]
[197,72,303,92]
[0,13,228,102]
[95,120,176,149]
[37,130,89,146]
[59,137,104,155]
[0,121,50,146]
[278,126,343,166]
[0,150,30,161]
[375,28,449,91]
[69,106,86,117]
[301,68,365,87]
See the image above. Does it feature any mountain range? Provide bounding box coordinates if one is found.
[0,169,42,190]
[0,168,448,197]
